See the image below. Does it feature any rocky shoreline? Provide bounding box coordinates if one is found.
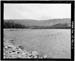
[4,39,48,59]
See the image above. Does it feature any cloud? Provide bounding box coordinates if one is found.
[4,4,71,20]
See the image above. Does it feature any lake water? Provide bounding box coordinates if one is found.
[4,29,71,58]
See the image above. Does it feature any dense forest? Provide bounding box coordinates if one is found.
[4,21,27,28]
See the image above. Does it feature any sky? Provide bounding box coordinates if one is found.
[4,3,71,20]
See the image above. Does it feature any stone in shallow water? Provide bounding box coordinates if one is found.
[18,45,24,50]
[4,40,45,58]
[32,51,39,56]
[43,54,48,58]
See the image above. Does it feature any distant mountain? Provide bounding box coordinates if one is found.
[4,18,71,29]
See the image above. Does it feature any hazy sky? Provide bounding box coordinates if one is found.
[4,4,71,20]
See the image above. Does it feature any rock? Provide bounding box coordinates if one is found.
[33,56,37,58]
[43,55,47,58]
[32,51,38,56]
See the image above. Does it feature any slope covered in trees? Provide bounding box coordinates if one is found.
[4,19,71,29]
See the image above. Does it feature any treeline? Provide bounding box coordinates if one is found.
[4,21,27,28]
[4,21,71,29]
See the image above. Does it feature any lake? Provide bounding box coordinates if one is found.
[4,29,71,58]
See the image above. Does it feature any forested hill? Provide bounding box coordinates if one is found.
[4,18,71,29]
